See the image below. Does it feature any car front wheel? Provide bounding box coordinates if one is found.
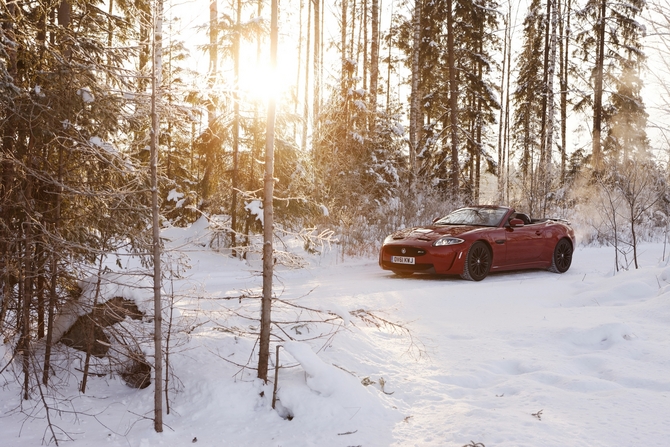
[461,241,491,281]
[549,238,573,273]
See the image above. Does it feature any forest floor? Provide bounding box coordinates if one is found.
[1,220,669,447]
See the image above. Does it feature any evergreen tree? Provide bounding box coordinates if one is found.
[453,0,500,203]
[0,0,152,391]
[512,0,546,213]
[392,0,500,201]
[604,44,649,161]
[575,0,648,167]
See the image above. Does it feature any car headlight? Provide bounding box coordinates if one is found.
[433,236,464,246]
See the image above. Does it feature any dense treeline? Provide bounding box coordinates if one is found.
[1,0,669,411]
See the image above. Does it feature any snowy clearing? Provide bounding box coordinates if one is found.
[1,226,669,447]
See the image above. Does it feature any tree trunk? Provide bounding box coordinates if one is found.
[295,0,304,117]
[21,175,34,400]
[313,0,321,129]
[341,0,348,98]
[137,0,150,92]
[231,0,242,254]
[245,0,265,250]
[538,0,551,212]
[559,0,570,184]
[543,0,558,216]
[81,255,105,394]
[302,0,312,152]
[497,12,509,203]
[505,25,512,203]
[408,0,422,185]
[447,0,459,194]
[36,247,45,339]
[350,0,356,64]
[58,0,71,30]
[258,0,278,383]
[592,0,606,171]
[362,0,368,97]
[43,148,63,385]
[386,0,394,112]
[151,0,164,431]
[203,0,218,202]
[474,37,483,205]
[369,0,379,130]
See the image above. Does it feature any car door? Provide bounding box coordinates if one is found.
[504,223,546,265]
[487,228,507,269]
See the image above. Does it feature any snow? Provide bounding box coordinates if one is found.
[391,122,405,136]
[1,222,670,447]
[167,189,186,208]
[245,199,264,225]
[90,136,118,154]
[77,273,154,314]
[354,99,367,110]
[167,188,184,203]
[41,273,153,346]
[77,87,95,103]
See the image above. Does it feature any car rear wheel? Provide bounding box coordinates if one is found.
[393,271,414,277]
[461,241,491,281]
[549,238,573,273]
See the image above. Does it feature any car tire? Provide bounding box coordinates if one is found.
[461,241,491,281]
[549,238,573,273]
[393,271,414,277]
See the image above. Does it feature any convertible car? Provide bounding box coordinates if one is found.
[379,206,575,281]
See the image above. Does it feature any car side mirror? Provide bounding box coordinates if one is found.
[509,218,524,227]
[433,217,441,223]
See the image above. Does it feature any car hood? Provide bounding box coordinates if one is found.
[389,225,481,242]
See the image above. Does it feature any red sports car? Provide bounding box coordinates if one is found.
[379,206,575,281]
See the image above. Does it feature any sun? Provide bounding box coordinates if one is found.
[237,41,295,104]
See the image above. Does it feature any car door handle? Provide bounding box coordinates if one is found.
[495,239,505,244]
[535,231,542,236]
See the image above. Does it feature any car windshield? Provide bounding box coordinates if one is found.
[435,207,508,227]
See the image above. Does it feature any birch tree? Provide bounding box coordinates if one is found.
[150,0,164,432]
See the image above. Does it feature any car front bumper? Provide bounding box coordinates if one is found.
[379,241,468,275]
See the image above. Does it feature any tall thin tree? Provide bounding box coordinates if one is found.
[558,0,571,184]
[231,0,242,254]
[408,0,422,184]
[258,0,278,383]
[592,0,606,171]
[447,0,459,194]
[369,0,379,130]
[150,0,164,432]
[313,0,321,129]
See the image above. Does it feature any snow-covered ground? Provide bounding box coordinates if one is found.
[2,221,670,447]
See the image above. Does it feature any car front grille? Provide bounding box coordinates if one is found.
[384,246,427,256]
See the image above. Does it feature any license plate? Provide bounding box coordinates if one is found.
[392,256,415,265]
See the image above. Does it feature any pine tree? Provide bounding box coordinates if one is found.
[512,0,546,213]
[392,0,499,200]
[575,0,648,167]
[453,0,500,203]
[0,0,153,392]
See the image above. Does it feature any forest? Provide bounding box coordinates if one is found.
[2,0,670,437]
